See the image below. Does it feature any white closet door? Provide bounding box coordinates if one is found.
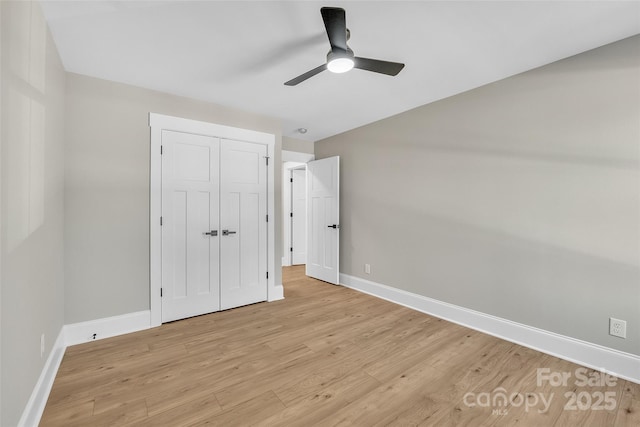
[220,139,268,310]
[161,131,220,322]
[291,168,307,265]
[306,156,340,284]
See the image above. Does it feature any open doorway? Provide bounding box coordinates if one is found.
[282,151,314,268]
[289,166,306,265]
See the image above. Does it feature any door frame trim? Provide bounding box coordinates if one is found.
[149,113,279,327]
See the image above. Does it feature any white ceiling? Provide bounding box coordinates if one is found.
[40,1,640,141]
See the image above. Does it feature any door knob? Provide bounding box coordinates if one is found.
[222,229,237,236]
[203,230,218,236]
[327,224,340,229]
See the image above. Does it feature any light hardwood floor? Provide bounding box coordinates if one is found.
[41,266,639,426]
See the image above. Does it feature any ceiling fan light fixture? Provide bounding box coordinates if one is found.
[327,56,354,73]
[327,50,354,73]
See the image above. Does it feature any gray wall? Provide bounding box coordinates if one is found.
[1,1,66,424]
[315,35,640,355]
[65,73,283,323]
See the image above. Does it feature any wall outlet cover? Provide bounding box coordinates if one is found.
[609,318,627,339]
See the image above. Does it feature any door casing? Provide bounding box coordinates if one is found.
[150,113,281,327]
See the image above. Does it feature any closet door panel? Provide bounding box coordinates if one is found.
[161,131,220,322]
[220,139,268,310]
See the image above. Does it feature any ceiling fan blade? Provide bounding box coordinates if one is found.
[321,7,348,52]
[284,64,327,86]
[354,57,405,76]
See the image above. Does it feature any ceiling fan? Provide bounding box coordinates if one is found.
[284,7,405,86]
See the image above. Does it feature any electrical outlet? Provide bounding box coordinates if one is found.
[40,334,45,358]
[364,264,371,274]
[609,318,626,339]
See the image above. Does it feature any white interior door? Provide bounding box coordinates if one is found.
[161,130,220,322]
[291,168,306,265]
[306,156,340,284]
[220,139,268,309]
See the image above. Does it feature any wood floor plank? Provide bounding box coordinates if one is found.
[214,339,364,409]
[39,397,94,427]
[260,371,380,426]
[271,346,381,406]
[139,394,222,427]
[195,390,285,427]
[40,265,640,426]
[615,381,640,426]
[86,399,148,427]
[321,361,448,426]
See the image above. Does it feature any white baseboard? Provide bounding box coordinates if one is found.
[64,310,151,347]
[340,273,640,384]
[18,328,66,427]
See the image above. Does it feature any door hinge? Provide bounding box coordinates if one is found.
[265,156,269,166]
[290,178,293,183]
[160,145,163,155]
[290,247,293,252]
[266,214,268,222]
[160,216,163,226]
[160,288,163,297]
[290,212,293,218]
[266,272,269,279]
